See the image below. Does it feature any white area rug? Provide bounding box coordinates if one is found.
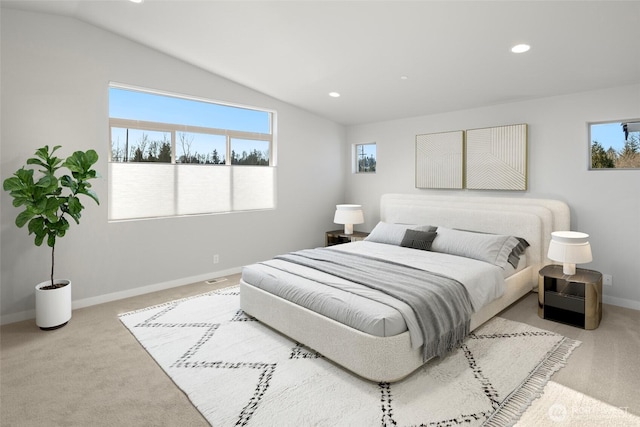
[119,286,581,426]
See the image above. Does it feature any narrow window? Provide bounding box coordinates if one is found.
[355,143,377,173]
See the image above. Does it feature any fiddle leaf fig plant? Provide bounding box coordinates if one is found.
[3,145,99,289]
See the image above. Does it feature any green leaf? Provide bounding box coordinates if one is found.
[3,176,23,191]
[15,168,35,186]
[34,146,50,160]
[63,150,99,175]
[26,157,48,169]
[48,156,63,170]
[60,175,80,196]
[34,233,45,246]
[45,207,59,223]
[69,212,81,224]
[35,174,57,189]
[47,233,56,248]
[78,188,100,205]
[62,153,82,173]
[33,197,48,214]
[84,149,99,166]
[15,209,34,228]
[67,196,83,216]
[12,196,30,208]
[28,217,45,235]
[48,218,69,237]
[44,197,61,215]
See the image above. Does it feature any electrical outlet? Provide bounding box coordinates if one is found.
[213,254,219,264]
[603,274,612,286]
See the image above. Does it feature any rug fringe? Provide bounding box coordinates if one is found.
[483,336,581,427]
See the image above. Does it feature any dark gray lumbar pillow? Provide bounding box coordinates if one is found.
[400,229,438,251]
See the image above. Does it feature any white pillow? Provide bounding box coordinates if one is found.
[365,222,437,246]
[431,227,521,269]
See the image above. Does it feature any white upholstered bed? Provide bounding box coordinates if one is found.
[240,194,569,382]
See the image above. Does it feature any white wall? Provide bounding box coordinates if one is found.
[0,9,346,322]
[346,85,640,310]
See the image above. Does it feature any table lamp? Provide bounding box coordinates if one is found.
[333,204,364,235]
[547,231,592,275]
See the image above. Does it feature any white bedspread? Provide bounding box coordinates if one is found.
[242,241,506,349]
[331,241,506,311]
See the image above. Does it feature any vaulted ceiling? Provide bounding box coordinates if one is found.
[3,1,640,125]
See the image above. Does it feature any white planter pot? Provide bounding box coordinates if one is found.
[35,279,72,330]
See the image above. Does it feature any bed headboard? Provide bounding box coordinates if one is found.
[380,194,570,286]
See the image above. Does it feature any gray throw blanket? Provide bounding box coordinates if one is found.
[275,248,473,362]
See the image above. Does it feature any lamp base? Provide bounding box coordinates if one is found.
[343,224,354,235]
[562,263,577,275]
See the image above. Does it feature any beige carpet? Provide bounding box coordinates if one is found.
[518,381,640,426]
[2,274,639,426]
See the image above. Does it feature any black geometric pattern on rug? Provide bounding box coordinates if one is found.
[379,382,395,426]
[469,330,557,339]
[231,309,257,322]
[289,343,323,359]
[128,288,275,426]
[378,331,559,426]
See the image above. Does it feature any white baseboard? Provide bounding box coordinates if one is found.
[603,295,640,311]
[0,267,242,326]
[1,308,37,326]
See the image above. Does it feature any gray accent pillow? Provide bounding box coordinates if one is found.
[431,227,521,269]
[365,222,437,246]
[454,228,530,268]
[400,230,438,251]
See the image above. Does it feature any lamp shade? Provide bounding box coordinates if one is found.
[333,204,364,235]
[547,231,592,275]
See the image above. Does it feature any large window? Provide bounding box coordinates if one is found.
[108,84,276,221]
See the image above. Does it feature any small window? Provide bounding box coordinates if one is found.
[355,143,376,173]
[589,120,640,169]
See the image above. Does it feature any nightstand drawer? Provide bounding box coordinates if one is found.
[544,291,585,314]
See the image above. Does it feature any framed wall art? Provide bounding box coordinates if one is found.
[465,124,528,191]
[415,130,464,189]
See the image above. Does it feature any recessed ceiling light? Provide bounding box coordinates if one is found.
[400,76,408,80]
[329,92,341,98]
[130,0,143,3]
[511,44,530,54]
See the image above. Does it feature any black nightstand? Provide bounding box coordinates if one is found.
[325,230,369,246]
[538,264,602,329]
